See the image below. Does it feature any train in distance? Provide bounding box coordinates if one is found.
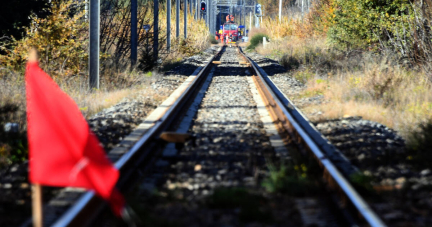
[215,15,243,44]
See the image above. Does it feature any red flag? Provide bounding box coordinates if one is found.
[25,61,124,216]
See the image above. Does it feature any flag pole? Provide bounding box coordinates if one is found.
[32,184,43,227]
[28,48,43,227]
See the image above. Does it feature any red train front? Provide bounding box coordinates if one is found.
[222,22,239,43]
[216,15,240,44]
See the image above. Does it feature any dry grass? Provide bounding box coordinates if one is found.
[260,4,328,40]
[159,8,210,64]
[256,37,328,65]
[257,36,432,139]
[248,28,269,40]
[0,69,165,125]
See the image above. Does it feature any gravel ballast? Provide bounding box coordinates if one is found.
[120,47,343,227]
[246,50,432,226]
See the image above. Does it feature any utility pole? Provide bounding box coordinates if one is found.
[154,0,159,62]
[219,7,222,29]
[279,0,282,23]
[131,0,137,66]
[239,5,242,27]
[243,5,245,29]
[84,0,88,22]
[209,0,212,34]
[211,0,214,34]
[197,0,200,20]
[206,0,209,26]
[302,0,304,15]
[176,0,180,37]
[189,0,192,15]
[249,11,251,34]
[194,0,197,20]
[89,0,99,90]
[184,0,187,38]
[167,0,171,51]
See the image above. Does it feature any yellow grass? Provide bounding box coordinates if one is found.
[159,7,210,61]
[257,36,432,139]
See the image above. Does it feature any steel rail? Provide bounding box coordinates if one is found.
[51,47,223,227]
[237,46,386,227]
[51,44,385,226]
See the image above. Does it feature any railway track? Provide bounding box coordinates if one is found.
[29,45,386,226]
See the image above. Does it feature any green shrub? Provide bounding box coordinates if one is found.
[138,48,156,72]
[209,35,219,44]
[279,54,300,71]
[328,0,412,50]
[262,163,319,196]
[247,33,269,50]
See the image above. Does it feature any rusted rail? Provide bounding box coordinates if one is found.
[237,46,386,227]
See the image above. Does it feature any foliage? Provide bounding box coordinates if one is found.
[261,0,330,39]
[263,0,432,69]
[0,0,89,78]
[0,0,50,40]
[178,39,199,55]
[258,0,296,17]
[247,33,270,50]
[138,47,156,72]
[327,0,412,50]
